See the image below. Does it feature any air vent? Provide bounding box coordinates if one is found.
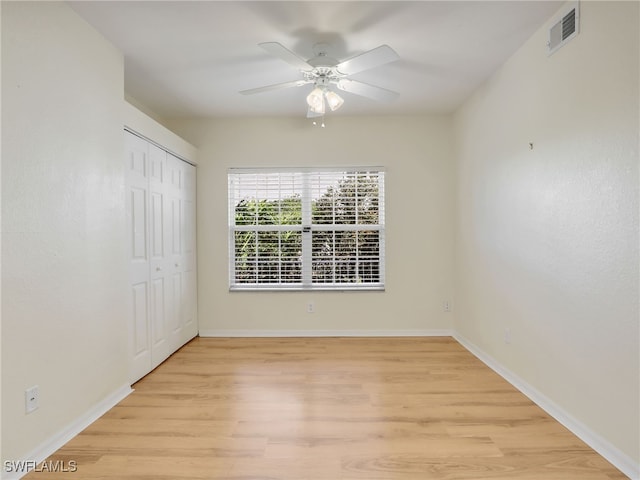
[547,2,580,55]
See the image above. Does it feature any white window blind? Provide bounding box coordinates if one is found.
[228,168,385,291]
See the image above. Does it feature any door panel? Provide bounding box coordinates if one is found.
[150,193,163,258]
[131,188,147,260]
[151,278,165,345]
[129,149,146,176]
[171,198,182,256]
[182,163,198,342]
[126,132,152,382]
[171,272,182,333]
[148,143,171,367]
[126,131,197,383]
[132,282,149,356]
[183,212,196,334]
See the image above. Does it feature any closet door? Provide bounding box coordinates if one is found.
[166,154,184,353]
[126,131,197,383]
[166,154,198,352]
[148,143,173,367]
[182,161,198,344]
[125,132,152,382]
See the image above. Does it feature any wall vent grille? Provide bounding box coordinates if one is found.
[548,2,580,55]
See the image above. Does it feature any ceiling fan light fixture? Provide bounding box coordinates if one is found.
[307,105,324,118]
[306,87,325,114]
[244,42,400,117]
[324,90,344,111]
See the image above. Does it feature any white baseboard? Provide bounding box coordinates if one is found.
[5,335,636,479]
[198,329,454,338]
[453,332,639,480]
[3,384,133,480]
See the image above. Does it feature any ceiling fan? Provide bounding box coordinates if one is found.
[240,42,400,118]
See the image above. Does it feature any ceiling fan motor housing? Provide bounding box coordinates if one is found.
[306,54,339,69]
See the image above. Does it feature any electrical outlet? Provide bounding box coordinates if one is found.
[443,300,451,312]
[307,302,314,313]
[504,328,512,345]
[25,385,39,414]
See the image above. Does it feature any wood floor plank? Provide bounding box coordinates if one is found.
[25,337,627,479]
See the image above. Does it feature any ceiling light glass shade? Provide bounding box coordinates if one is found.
[306,87,325,114]
[324,90,344,111]
[307,106,325,119]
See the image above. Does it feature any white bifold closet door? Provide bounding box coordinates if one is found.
[125,130,197,383]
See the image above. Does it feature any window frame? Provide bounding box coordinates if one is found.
[228,167,385,291]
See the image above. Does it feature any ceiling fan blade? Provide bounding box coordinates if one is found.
[240,79,310,95]
[336,79,399,103]
[259,42,312,71]
[335,45,399,75]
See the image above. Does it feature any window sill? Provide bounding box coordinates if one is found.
[229,285,385,292]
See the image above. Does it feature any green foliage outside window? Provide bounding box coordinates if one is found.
[233,174,381,286]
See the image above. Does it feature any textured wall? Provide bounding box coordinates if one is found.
[169,115,456,335]
[454,1,639,467]
[2,1,129,463]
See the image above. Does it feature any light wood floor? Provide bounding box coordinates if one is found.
[27,337,627,479]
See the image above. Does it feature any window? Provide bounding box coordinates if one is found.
[228,168,385,291]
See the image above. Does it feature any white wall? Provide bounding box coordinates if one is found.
[453,0,639,471]
[168,116,456,335]
[1,1,129,467]
[124,101,198,164]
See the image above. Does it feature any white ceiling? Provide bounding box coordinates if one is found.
[69,1,563,119]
